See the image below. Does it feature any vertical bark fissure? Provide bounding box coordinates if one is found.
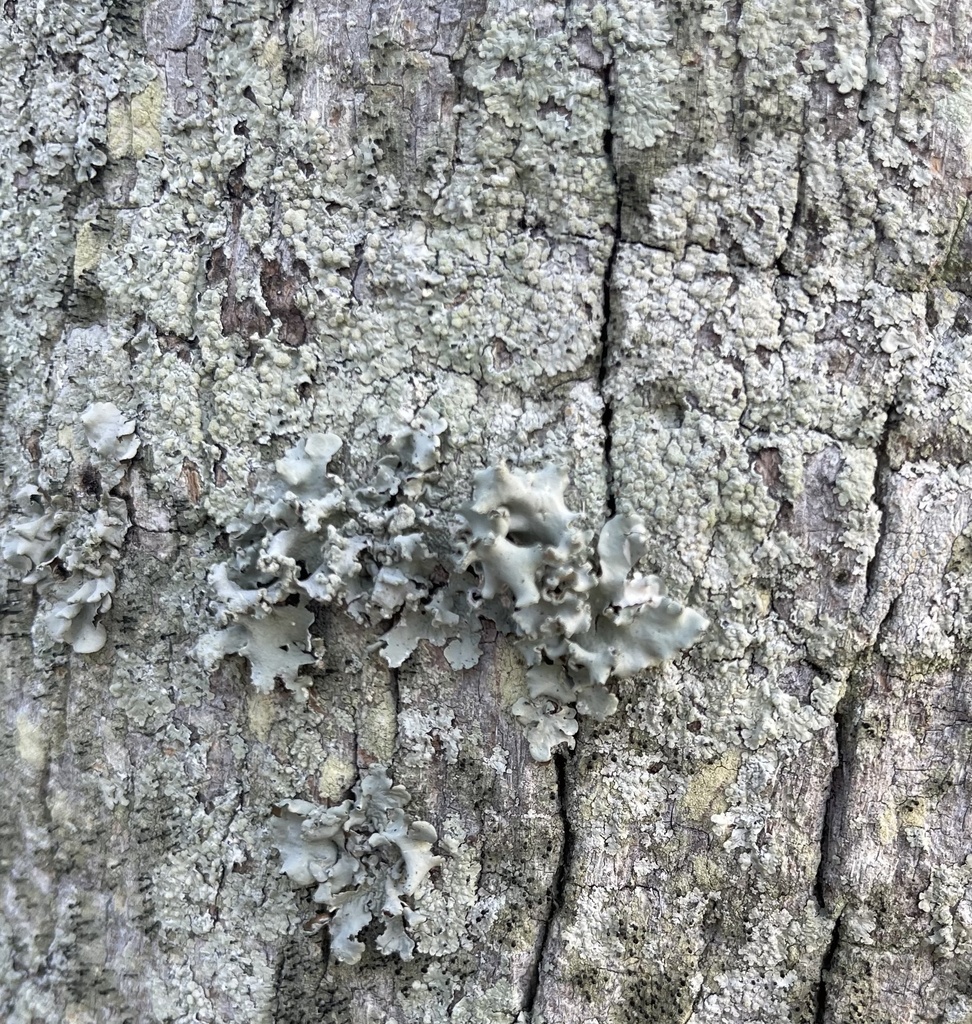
[598,60,620,518]
[522,750,574,1019]
[271,946,287,1023]
[814,912,842,1024]
[864,403,898,605]
[0,358,30,630]
[389,663,401,754]
[814,394,899,1016]
[812,693,848,1023]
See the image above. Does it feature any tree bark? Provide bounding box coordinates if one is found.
[3,0,972,1022]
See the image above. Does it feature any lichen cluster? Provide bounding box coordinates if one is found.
[459,464,708,760]
[272,765,442,964]
[1,402,138,653]
[196,409,480,698]
[200,417,707,763]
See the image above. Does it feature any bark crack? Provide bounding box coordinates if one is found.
[522,751,574,1019]
[389,663,401,754]
[814,694,847,914]
[598,60,621,517]
[815,911,842,1024]
[864,402,897,607]
[813,393,898,1020]
[813,703,846,1024]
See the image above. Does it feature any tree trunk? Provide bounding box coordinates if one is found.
[3,0,972,1021]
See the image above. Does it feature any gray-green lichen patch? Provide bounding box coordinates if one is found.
[196,411,485,697]
[459,463,708,759]
[272,764,443,963]
[3,0,972,1019]
[1,401,138,652]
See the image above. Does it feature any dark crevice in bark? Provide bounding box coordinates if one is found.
[271,947,287,1023]
[318,926,331,977]
[774,97,809,281]
[815,912,842,1024]
[598,61,620,518]
[937,194,971,290]
[389,664,401,753]
[864,400,900,606]
[814,701,847,912]
[522,751,574,1019]
[810,386,897,1014]
[444,37,479,178]
[862,0,879,79]
[813,668,851,1020]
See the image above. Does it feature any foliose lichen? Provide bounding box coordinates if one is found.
[458,463,708,760]
[1,401,138,653]
[272,764,442,964]
[196,408,479,698]
[201,423,706,760]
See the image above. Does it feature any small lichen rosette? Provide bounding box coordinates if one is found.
[272,765,443,964]
[459,464,708,760]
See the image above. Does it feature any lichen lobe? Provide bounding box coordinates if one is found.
[459,463,708,761]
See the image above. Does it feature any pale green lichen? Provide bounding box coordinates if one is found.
[272,764,443,964]
[919,856,972,959]
[197,410,478,696]
[459,463,708,760]
[1,401,138,653]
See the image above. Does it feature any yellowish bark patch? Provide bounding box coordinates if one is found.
[74,221,104,279]
[106,98,132,159]
[877,801,897,844]
[681,749,743,821]
[246,691,275,743]
[131,78,164,158]
[15,713,47,768]
[318,758,355,802]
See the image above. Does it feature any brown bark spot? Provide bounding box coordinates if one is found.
[181,459,202,504]
[25,431,41,462]
[261,259,308,347]
[159,332,194,363]
[752,447,782,493]
[220,286,271,341]
[490,337,513,369]
[213,247,309,347]
[538,98,571,123]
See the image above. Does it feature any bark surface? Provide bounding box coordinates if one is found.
[2,0,972,1022]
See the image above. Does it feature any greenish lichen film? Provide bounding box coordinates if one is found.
[2,0,972,1021]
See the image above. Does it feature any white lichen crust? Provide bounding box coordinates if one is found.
[1,402,138,653]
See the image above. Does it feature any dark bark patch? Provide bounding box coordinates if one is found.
[752,447,782,493]
[181,459,202,504]
[80,463,102,496]
[261,258,308,347]
[159,332,194,363]
[25,431,41,463]
[220,288,271,341]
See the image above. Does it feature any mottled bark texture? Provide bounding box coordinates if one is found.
[2,0,972,1021]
